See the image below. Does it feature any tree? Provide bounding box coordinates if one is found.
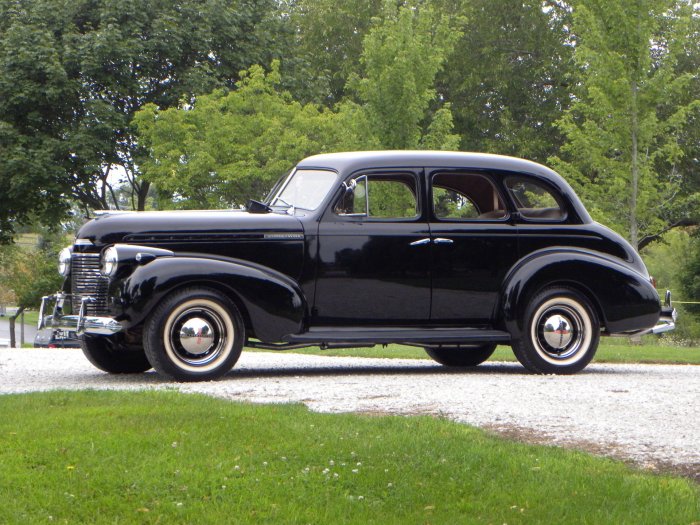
[285,0,383,105]
[550,0,699,251]
[348,1,461,150]
[434,0,575,161]
[0,245,62,347]
[0,0,281,241]
[134,62,373,209]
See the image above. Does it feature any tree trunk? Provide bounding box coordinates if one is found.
[629,79,639,252]
[8,306,25,348]
[137,180,150,211]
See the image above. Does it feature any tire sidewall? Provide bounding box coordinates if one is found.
[81,334,152,374]
[515,287,600,374]
[144,288,244,381]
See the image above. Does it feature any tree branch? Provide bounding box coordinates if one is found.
[638,218,699,251]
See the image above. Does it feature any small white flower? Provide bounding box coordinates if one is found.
[263,462,268,466]
[329,460,335,466]
[352,469,358,473]
[358,496,364,501]
[176,502,183,507]
[234,465,240,470]
[356,462,362,466]
[388,483,393,488]
[171,442,178,448]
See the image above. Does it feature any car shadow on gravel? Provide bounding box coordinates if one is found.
[85,360,619,386]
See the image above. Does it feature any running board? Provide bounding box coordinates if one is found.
[283,327,511,345]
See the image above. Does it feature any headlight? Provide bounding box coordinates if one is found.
[101,246,119,276]
[58,247,72,276]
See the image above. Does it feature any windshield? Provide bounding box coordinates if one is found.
[269,169,338,211]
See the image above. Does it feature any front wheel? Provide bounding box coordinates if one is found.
[143,287,244,381]
[512,287,600,374]
[424,343,497,367]
[81,334,152,374]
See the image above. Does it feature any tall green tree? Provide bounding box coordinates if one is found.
[285,0,382,104]
[551,0,699,251]
[134,62,373,209]
[348,1,461,150]
[0,0,281,241]
[435,0,574,161]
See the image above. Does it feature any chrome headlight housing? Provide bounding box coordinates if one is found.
[101,246,119,277]
[58,247,72,277]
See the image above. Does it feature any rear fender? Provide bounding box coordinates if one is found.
[117,257,306,342]
[499,248,660,335]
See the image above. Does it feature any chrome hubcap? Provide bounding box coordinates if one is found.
[542,314,573,349]
[179,317,215,355]
[168,306,228,367]
[535,305,585,360]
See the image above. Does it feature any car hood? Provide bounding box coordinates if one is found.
[75,209,304,248]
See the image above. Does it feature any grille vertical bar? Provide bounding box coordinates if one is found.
[70,253,110,315]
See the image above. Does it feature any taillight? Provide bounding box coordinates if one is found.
[649,275,657,288]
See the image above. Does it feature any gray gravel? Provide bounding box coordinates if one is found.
[1,348,698,476]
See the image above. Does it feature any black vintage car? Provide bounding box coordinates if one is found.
[40,151,676,380]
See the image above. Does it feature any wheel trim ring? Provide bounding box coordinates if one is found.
[530,297,592,366]
[163,299,235,373]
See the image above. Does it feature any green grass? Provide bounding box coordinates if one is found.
[0,391,697,524]
[261,338,700,365]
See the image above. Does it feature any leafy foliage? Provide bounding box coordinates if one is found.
[0,243,63,345]
[135,62,372,208]
[550,0,699,250]
[0,0,281,239]
[348,1,460,150]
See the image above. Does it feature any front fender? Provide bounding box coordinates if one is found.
[500,248,660,335]
[116,256,307,341]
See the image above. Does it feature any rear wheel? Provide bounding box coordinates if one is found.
[81,334,152,374]
[144,287,244,381]
[424,343,497,367]
[512,287,600,374]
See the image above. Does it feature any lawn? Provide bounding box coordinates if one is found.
[0,391,697,524]
[253,338,700,365]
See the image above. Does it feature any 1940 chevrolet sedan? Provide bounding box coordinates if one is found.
[40,151,676,380]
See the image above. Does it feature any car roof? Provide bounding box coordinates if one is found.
[298,150,551,177]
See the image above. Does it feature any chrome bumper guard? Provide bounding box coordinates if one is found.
[38,293,123,336]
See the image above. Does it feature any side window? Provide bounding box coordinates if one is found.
[506,178,565,221]
[431,172,506,220]
[335,173,419,219]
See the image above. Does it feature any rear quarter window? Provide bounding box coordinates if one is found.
[506,178,566,221]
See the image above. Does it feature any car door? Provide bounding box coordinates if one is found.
[313,169,431,325]
[428,169,519,325]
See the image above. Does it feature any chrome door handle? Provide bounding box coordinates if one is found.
[433,238,454,245]
[410,238,431,246]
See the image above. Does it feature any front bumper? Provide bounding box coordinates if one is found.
[38,293,123,336]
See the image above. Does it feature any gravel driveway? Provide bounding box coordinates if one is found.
[1,348,698,479]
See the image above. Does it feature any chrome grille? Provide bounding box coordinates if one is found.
[71,253,110,315]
